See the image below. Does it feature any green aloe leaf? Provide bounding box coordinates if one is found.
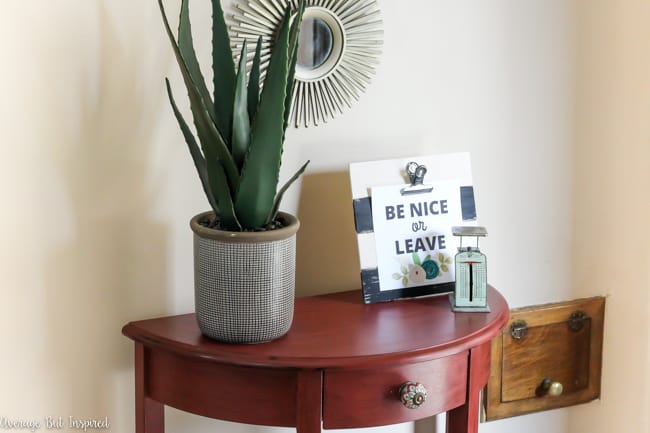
[234,10,292,229]
[211,0,236,146]
[412,252,421,266]
[165,79,218,214]
[392,273,401,280]
[158,0,240,195]
[178,0,215,122]
[207,161,241,231]
[232,41,250,169]
[267,160,310,223]
[402,277,408,286]
[441,264,449,273]
[247,36,262,122]
[425,254,431,261]
[400,265,407,274]
[438,253,445,262]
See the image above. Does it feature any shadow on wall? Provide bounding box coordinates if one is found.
[42,3,169,426]
[295,171,361,297]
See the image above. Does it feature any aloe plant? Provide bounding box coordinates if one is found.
[158,0,308,231]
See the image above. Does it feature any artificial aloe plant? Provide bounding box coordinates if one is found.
[158,0,308,231]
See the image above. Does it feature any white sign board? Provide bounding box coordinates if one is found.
[370,180,463,292]
[349,153,476,303]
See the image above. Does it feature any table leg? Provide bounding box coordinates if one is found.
[135,343,164,433]
[446,342,491,433]
[296,370,323,433]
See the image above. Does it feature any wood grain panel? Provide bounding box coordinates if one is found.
[502,320,590,401]
[484,296,605,421]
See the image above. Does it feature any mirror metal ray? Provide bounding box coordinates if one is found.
[230,0,383,128]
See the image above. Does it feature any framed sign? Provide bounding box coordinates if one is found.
[349,153,477,303]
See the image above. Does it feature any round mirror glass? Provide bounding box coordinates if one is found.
[296,18,333,70]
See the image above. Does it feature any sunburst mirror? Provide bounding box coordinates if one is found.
[230,0,383,128]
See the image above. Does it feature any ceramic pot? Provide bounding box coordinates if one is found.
[190,211,299,343]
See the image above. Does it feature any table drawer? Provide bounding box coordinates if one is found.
[322,352,468,428]
[147,349,297,427]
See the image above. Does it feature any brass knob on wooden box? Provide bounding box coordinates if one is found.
[539,377,563,397]
[399,381,427,409]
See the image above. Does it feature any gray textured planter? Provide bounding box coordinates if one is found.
[190,211,299,343]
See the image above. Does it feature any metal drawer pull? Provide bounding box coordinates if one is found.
[399,381,427,409]
[510,320,528,340]
[568,310,588,332]
[538,377,564,397]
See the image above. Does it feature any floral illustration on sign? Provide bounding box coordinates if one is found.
[392,252,453,287]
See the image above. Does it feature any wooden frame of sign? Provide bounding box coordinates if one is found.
[349,153,477,304]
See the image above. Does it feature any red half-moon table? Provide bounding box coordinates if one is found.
[122,286,508,433]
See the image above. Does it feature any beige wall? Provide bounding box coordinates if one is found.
[4,1,645,433]
[0,1,174,428]
[569,1,650,432]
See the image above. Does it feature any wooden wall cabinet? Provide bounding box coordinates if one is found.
[484,297,605,421]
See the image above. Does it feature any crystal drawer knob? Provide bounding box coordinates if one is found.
[399,381,427,409]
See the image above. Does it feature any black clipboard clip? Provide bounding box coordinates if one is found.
[400,162,434,195]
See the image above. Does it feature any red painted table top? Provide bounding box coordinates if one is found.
[123,286,508,369]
